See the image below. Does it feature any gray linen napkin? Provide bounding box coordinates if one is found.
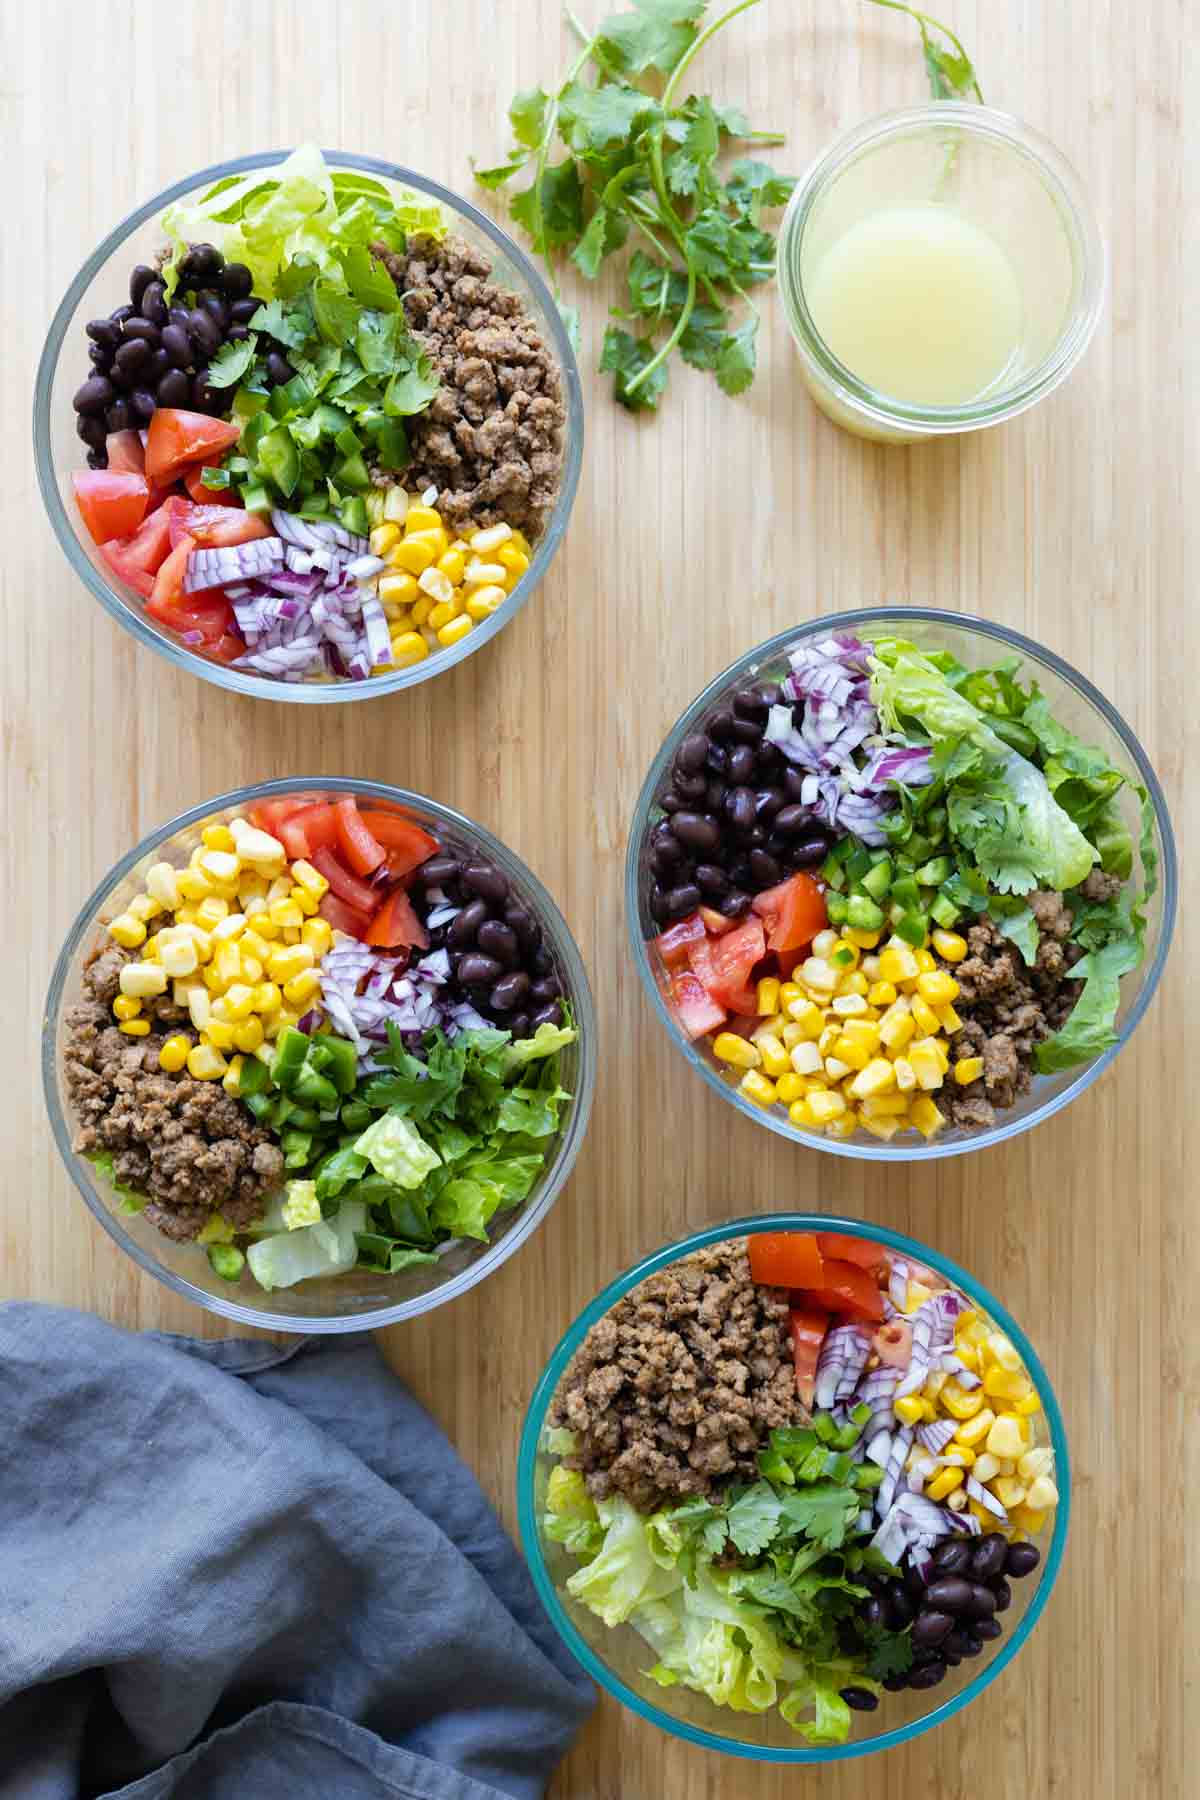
[0,1304,593,1800]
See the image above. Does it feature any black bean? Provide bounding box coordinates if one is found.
[975,1616,1003,1641]
[114,338,150,379]
[673,771,708,802]
[88,342,112,371]
[695,863,730,897]
[85,447,106,468]
[727,855,754,887]
[530,944,554,976]
[961,1629,984,1656]
[651,840,685,877]
[458,952,504,986]
[529,975,561,1003]
[723,787,756,832]
[152,367,188,410]
[931,1540,971,1576]
[790,834,829,868]
[168,303,192,331]
[198,288,230,332]
[221,261,254,300]
[226,324,251,343]
[110,303,135,326]
[229,295,260,325]
[266,350,294,386]
[970,1535,1009,1583]
[449,900,490,946]
[128,264,156,308]
[144,347,170,381]
[666,882,702,919]
[121,316,161,347]
[991,1577,1012,1613]
[187,309,222,357]
[907,1659,946,1690]
[1005,1542,1041,1579]
[749,848,782,887]
[104,399,131,433]
[491,970,530,1011]
[884,1580,914,1629]
[905,1560,929,1598]
[912,1609,954,1647]
[861,1596,886,1630]
[703,742,727,776]
[839,1686,879,1713]
[161,323,193,369]
[463,861,509,903]
[924,1576,973,1614]
[108,360,132,391]
[755,741,782,775]
[76,414,106,451]
[720,890,752,919]
[676,732,709,774]
[781,767,809,803]
[730,716,763,744]
[754,787,785,820]
[725,743,756,785]
[130,388,158,422]
[706,707,736,742]
[532,1001,563,1029]
[186,241,222,278]
[86,317,121,350]
[649,884,671,925]
[941,1639,963,1667]
[419,854,461,886]
[943,1629,970,1659]
[659,791,682,814]
[191,372,220,412]
[73,375,113,414]
[881,1671,909,1692]
[141,280,168,326]
[962,1583,997,1620]
[670,811,720,853]
[772,803,811,838]
[477,920,518,965]
[704,778,728,812]
[508,1011,532,1040]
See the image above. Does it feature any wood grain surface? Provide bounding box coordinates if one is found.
[2,3,1194,1796]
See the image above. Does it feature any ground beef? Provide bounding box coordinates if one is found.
[548,1242,800,1511]
[63,944,284,1240]
[370,233,565,539]
[939,897,1084,1129]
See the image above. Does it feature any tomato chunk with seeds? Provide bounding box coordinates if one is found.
[748,1232,825,1291]
[73,470,149,545]
[752,872,827,955]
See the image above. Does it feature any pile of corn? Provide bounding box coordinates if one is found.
[712,925,982,1141]
[890,1276,1058,1537]
[103,818,334,1089]
[364,486,532,670]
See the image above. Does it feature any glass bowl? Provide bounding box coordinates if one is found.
[777,105,1105,442]
[518,1213,1070,1762]
[33,150,583,703]
[627,608,1176,1161]
[43,777,596,1330]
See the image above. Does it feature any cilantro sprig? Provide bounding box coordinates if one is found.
[863,0,982,102]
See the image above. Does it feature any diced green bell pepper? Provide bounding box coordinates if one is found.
[893,909,929,948]
[913,856,952,887]
[313,1032,358,1096]
[271,1026,311,1091]
[846,893,885,931]
[281,1128,314,1168]
[824,892,849,926]
[340,495,370,537]
[257,426,302,498]
[861,857,892,900]
[207,1244,245,1283]
[930,892,962,930]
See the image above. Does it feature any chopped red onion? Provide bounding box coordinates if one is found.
[917,1419,958,1456]
[184,538,284,592]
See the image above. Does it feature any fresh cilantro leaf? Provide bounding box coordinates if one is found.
[205,333,259,389]
[510,159,586,256]
[600,326,667,410]
[864,1627,914,1680]
[679,303,729,369]
[726,157,797,223]
[714,313,758,395]
[624,250,689,319]
[510,85,550,148]
[726,1481,783,1556]
[862,0,984,102]
[311,279,362,347]
[571,204,629,278]
[342,243,400,313]
[473,154,531,191]
[989,899,1040,967]
[775,1482,862,1553]
[249,296,313,351]
[664,97,721,196]
[558,79,652,155]
[594,0,704,76]
[355,309,406,377]
[383,352,440,417]
[971,833,1043,896]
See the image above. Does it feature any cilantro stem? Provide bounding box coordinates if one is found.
[860,0,984,102]
[531,32,601,295]
[661,0,764,111]
[623,262,696,396]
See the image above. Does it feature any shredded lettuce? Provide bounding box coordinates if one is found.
[86,1151,145,1216]
[245,1200,366,1292]
[354,1113,441,1190]
[281,1179,321,1230]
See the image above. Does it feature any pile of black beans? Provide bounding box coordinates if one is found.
[73,242,294,468]
[646,682,833,928]
[840,1533,1042,1709]
[412,852,566,1039]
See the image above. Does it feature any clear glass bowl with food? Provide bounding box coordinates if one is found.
[627,609,1175,1159]
[34,145,583,700]
[519,1216,1068,1761]
[44,778,595,1330]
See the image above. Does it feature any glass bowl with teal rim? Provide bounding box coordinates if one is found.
[33,150,583,702]
[518,1214,1070,1761]
[43,776,596,1331]
[626,608,1176,1161]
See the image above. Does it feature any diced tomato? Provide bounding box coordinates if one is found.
[312,846,383,914]
[333,796,386,876]
[144,409,241,486]
[689,916,765,1014]
[100,499,175,596]
[653,912,707,970]
[752,872,827,955]
[184,463,243,506]
[788,1307,830,1409]
[357,811,440,879]
[668,969,726,1039]
[364,886,429,950]
[748,1232,825,1290]
[318,892,372,939]
[100,541,154,597]
[797,1259,886,1324]
[104,430,146,475]
[276,802,341,861]
[146,581,238,648]
[73,470,149,545]
[164,496,270,550]
[248,794,329,833]
[698,905,734,935]
[817,1233,889,1277]
[206,631,246,664]
[149,534,195,607]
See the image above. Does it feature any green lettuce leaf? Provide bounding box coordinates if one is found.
[499,1019,577,1076]
[353,1113,441,1189]
[565,1496,683,1627]
[86,1150,145,1216]
[544,1465,605,1556]
[1035,936,1143,1072]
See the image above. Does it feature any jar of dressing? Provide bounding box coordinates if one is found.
[777,104,1104,442]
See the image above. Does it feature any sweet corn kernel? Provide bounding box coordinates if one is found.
[437,548,466,585]
[198,825,234,855]
[829,1036,869,1073]
[916,969,960,1007]
[926,1465,964,1501]
[936,1003,963,1034]
[894,1395,926,1427]
[780,1022,807,1051]
[879,1008,916,1052]
[211,912,247,944]
[787,999,826,1040]
[204,1020,236,1051]
[288,884,319,917]
[266,945,316,983]
[913,947,936,973]
[283,969,322,1008]
[788,1098,815,1128]
[756,976,781,1017]
[379,571,420,609]
[831,992,869,1017]
[789,1040,824,1077]
[800,956,838,994]
[713,1032,760,1069]
[1010,1505,1049,1535]
[908,1042,944,1091]
[950,1403,995,1448]
[910,994,941,1037]
[844,926,881,949]
[112,995,142,1021]
[954,1056,985,1086]
[968,1451,1000,1485]
[992,1476,1027,1510]
[288,859,326,899]
[266,897,303,931]
[218,983,254,1023]
[987,1332,1022,1372]
[370,522,401,556]
[1026,1474,1059,1511]
[862,1115,902,1142]
[465,584,507,621]
[867,980,897,1007]
[1013,1389,1043,1418]
[861,1093,909,1118]
[986,1414,1026,1459]
[158,1034,190,1073]
[419,566,455,609]
[1018,1447,1055,1483]
[774,1073,807,1103]
[739,1070,777,1108]
[127,893,162,923]
[186,987,210,1032]
[391,536,436,575]
[107,914,147,949]
[118,1019,150,1037]
[931,928,968,963]
[849,1057,896,1100]
[175,868,213,902]
[497,542,530,579]
[437,614,474,648]
[214,943,242,987]
[391,630,430,667]
[198,849,240,886]
[891,1056,916,1093]
[221,1054,246,1097]
[195,896,230,931]
[254,982,282,1013]
[801,1088,843,1125]
[119,962,168,999]
[405,505,443,534]
[984,1366,1033,1404]
[187,1042,228,1080]
[145,862,180,910]
[757,1036,791,1079]
[879,944,920,984]
[301,918,333,956]
[233,1016,265,1054]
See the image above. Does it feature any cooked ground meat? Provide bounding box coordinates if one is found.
[549,1242,800,1511]
[64,944,284,1239]
[940,896,1084,1129]
[370,233,565,538]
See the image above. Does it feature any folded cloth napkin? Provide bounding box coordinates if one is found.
[0,1304,593,1800]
